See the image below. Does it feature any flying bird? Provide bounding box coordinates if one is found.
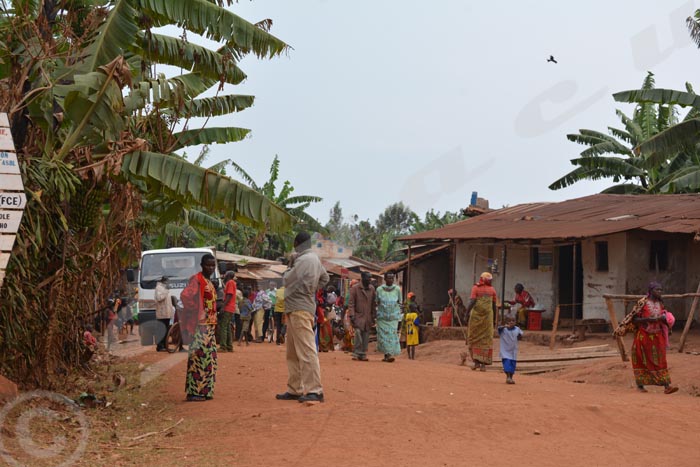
[547,55,558,64]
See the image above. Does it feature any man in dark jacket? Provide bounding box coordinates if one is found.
[348,271,376,361]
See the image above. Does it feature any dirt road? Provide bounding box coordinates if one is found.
[153,335,700,467]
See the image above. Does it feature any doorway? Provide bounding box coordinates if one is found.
[558,243,583,320]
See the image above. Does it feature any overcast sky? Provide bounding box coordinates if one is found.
[191,0,700,225]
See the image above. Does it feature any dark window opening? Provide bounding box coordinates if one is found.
[595,241,609,272]
[529,247,539,270]
[649,240,668,271]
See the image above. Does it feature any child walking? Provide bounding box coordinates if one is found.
[498,317,523,384]
[405,303,420,360]
[238,288,253,346]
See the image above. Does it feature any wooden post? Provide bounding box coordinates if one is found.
[605,297,628,361]
[406,245,412,300]
[572,244,577,332]
[678,281,700,352]
[549,305,560,350]
[499,245,507,325]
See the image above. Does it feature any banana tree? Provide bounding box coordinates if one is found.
[550,72,698,193]
[0,0,291,386]
[231,155,324,257]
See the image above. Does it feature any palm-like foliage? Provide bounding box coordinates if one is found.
[231,155,324,257]
[590,9,700,194]
[550,72,700,194]
[0,0,291,386]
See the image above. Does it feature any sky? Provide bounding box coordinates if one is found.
[184,0,700,225]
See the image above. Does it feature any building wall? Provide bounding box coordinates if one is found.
[455,243,556,319]
[686,239,700,316]
[313,239,352,259]
[626,231,692,319]
[580,233,627,321]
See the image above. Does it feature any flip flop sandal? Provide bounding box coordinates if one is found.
[637,386,648,393]
[664,386,679,395]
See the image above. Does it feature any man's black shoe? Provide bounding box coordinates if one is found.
[298,393,324,403]
[275,392,301,400]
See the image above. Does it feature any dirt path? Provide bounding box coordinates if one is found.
[146,334,700,467]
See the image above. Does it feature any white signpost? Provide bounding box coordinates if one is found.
[0,113,24,287]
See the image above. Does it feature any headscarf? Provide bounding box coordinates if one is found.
[407,292,416,300]
[647,281,663,297]
[478,272,493,286]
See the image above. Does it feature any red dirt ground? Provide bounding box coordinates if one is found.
[147,330,700,467]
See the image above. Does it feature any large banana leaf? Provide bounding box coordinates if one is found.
[549,166,616,190]
[124,73,218,112]
[660,167,700,192]
[170,127,251,152]
[135,32,247,85]
[77,0,139,74]
[635,119,700,158]
[123,151,292,232]
[568,156,644,176]
[56,69,126,149]
[608,127,633,145]
[138,0,289,57]
[166,94,255,118]
[614,89,700,109]
[615,109,644,144]
[579,140,632,158]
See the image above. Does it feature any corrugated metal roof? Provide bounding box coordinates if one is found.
[400,194,700,242]
[380,244,451,274]
[215,251,280,265]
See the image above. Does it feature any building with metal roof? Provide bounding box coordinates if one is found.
[387,194,700,327]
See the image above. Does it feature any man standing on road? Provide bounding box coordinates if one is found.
[276,231,329,403]
[218,271,236,352]
[154,276,173,352]
[348,271,376,361]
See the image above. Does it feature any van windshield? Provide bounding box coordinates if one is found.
[140,252,209,288]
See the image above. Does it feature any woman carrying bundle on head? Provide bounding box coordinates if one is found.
[466,272,497,372]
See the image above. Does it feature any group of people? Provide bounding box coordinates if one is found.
[468,272,679,390]
[346,271,419,362]
[165,237,680,403]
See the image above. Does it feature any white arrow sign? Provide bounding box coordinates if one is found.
[0,192,26,209]
[0,252,9,270]
[0,234,15,251]
[0,210,23,234]
[0,151,20,174]
[0,128,14,151]
[1,175,24,191]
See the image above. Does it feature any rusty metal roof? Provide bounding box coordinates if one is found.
[400,194,700,242]
[380,244,451,274]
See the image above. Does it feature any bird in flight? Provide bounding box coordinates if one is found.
[547,55,558,64]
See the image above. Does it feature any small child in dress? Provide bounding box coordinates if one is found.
[498,317,523,384]
[238,288,253,346]
[405,303,420,360]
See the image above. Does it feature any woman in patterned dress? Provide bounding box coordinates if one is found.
[180,253,218,401]
[466,272,497,371]
[632,282,678,394]
[375,272,402,362]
